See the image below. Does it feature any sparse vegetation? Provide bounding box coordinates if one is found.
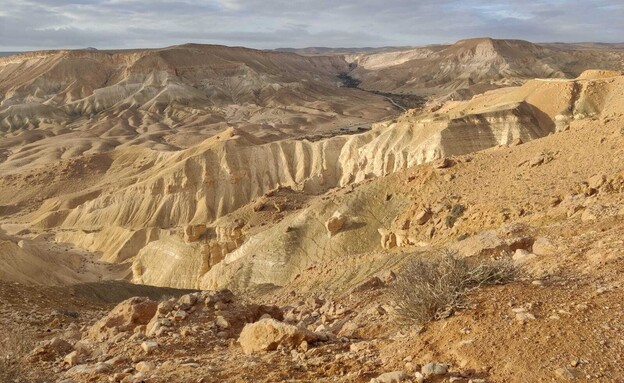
[0,325,41,382]
[445,204,465,228]
[391,250,518,325]
[337,72,361,88]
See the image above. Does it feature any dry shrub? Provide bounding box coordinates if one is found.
[391,250,517,324]
[0,325,50,383]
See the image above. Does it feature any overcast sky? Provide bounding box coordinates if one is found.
[0,0,623,51]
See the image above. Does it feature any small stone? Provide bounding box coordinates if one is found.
[414,209,433,225]
[370,371,408,383]
[64,351,81,366]
[512,249,537,265]
[141,341,159,354]
[433,158,451,169]
[135,361,154,373]
[588,174,606,190]
[173,310,188,321]
[516,312,536,322]
[412,371,425,383]
[215,316,230,329]
[421,362,448,377]
[555,367,582,380]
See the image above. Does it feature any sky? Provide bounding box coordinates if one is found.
[0,0,623,51]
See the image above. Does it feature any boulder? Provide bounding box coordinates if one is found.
[532,237,557,256]
[588,174,606,190]
[238,318,318,354]
[30,337,73,361]
[88,297,158,340]
[378,228,397,250]
[421,362,448,377]
[414,209,432,225]
[326,212,347,237]
[451,230,509,258]
[63,351,82,366]
[141,341,159,354]
[512,249,537,265]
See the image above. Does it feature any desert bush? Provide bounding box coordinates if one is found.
[0,325,51,383]
[445,204,465,228]
[0,327,33,382]
[391,250,517,325]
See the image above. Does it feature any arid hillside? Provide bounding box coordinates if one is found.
[347,38,624,97]
[1,40,624,383]
[0,44,397,173]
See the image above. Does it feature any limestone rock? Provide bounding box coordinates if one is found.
[588,174,606,190]
[141,341,159,354]
[370,371,408,383]
[414,209,432,225]
[135,361,155,373]
[88,297,158,340]
[238,318,318,354]
[421,362,448,377]
[532,237,557,256]
[512,249,537,265]
[555,367,582,380]
[326,212,347,237]
[378,228,397,250]
[63,351,81,366]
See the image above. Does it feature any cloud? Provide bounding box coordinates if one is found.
[0,0,622,50]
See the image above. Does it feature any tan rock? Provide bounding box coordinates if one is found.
[238,318,318,354]
[555,367,582,380]
[64,351,81,366]
[532,237,557,256]
[88,297,158,340]
[433,158,451,169]
[141,341,159,354]
[378,228,397,250]
[326,212,347,237]
[184,224,207,242]
[135,361,155,373]
[512,249,537,265]
[588,174,606,190]
[414,209,432,225]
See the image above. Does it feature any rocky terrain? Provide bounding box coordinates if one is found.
[1,39,624,382]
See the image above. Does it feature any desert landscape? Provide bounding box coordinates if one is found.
[1,31,624,383]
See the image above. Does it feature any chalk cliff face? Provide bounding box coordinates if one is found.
[129,72,624,289]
